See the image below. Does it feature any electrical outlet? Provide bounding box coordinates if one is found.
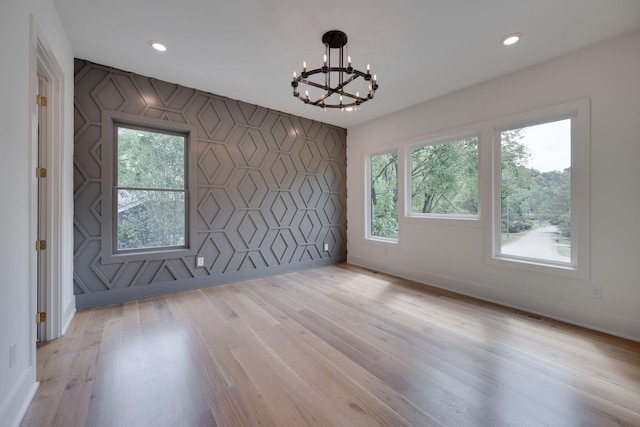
[9,343,16,368]
[591,286,602,298]
[323,243,329,252]
[196,256,205,267]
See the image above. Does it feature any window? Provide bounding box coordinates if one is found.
[409,136,478,217]
[115,124,187,252]
[499,119,571,263]
[492,99,590,276]
[368,150,398,240]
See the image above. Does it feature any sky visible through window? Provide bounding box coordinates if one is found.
[521,119,571,172]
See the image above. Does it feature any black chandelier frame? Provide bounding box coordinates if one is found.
[291,30,379,110]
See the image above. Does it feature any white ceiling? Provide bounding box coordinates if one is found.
[53,0,640,129]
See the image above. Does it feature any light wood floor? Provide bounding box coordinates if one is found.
[21,264,640,427]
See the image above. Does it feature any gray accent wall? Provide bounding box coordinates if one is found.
[73,59,347,308]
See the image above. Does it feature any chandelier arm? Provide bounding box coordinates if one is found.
[292,93,359,108]
[339,90,365,101]
[296,73,358,101]
[310,77,355,106]
[293,74,376,105]
[294,90,365,108]
[310,75,373,108]
[294,68,370,85]
[296,72,357,90]
[300,79,330,91]
[329,74,357,93]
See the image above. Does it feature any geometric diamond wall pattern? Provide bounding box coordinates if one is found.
[73,59,347,308]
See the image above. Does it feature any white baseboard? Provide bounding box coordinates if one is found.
[0,367,38,427]
[61,302,76,336]
[348,255,640,343]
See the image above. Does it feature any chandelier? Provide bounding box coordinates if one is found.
[291,30,379,110]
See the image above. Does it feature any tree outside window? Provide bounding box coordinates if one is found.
[410,137,478,216]
[116,125,187,251]
[370,151,398,240]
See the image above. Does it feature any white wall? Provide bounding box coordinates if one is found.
[347,31,640,342]
[0,0,74,426]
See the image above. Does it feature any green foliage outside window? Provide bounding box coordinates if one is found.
[116,126,186,250]
[370,151,398,239]
[500,128,534,234]
[500,124,571,242]
[410,137,478,215]
[368,122,571,254]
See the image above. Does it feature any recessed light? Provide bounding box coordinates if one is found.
[501,33,522,46]
[150,41,167,52]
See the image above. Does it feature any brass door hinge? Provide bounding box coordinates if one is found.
[36,240,47,251]
[36,312,46,323]
[36,167,47,178]
[36,95,47,106]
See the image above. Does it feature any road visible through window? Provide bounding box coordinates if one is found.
[500,119,571,263]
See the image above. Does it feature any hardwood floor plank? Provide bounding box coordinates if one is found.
[21,264,640,427]
[244,276,549,425]
[170,288,281,426]
[298,267,640,413]
[50,347,97,427]
[277,274,563,426]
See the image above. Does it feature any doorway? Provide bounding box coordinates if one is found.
[36,71,49,342]
[32,34,68,344]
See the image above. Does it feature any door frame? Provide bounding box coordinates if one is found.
[36,71,49,342]
[29,19,66,342]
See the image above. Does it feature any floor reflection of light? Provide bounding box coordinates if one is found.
[90,327,194,425]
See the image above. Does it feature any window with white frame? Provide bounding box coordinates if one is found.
[368,150,398,241]
[409,136,478,217]
[493,99,590,274]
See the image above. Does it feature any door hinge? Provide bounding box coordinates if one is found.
[36,95,47,106]
[36,240,47,251]
[36,167,47,178]
[36,312,46,323]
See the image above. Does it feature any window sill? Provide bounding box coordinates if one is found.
[487,254,588,280]
[102,246,197,264]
